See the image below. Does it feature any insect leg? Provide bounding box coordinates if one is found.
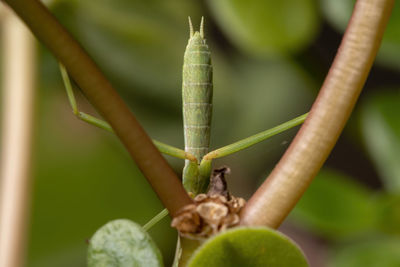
[60,64,197,161]
[60,63,113,132]
[202,113,308,161]
[153,140,197,161]
[142,208,169,231]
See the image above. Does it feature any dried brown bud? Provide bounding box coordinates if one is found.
[197,202,228,225]
[170,204,200,233]
[171,193,246,239]
[207,167,230,199]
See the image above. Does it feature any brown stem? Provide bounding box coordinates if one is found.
[240,0,394,228]
[2,0,192,215]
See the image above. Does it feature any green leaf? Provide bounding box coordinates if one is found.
[322,0,400,70]
[188,227,308,267]
[290,169,379,239]
[320,0,354,31]
[229,58,313,137]
[361,92,400,192]
[209,56,314,170]
[376,194,400,235]
[207,0,319,56]
[88,219,163,267]
[328,238,400,267]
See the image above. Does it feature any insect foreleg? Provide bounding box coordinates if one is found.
[202,113,308,162]
[60,64,196,161]
[60,63,114,132]
[182,160,199,193]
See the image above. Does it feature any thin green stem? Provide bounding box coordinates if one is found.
[240,0,394,228]
[203,113,308,161]
[3,0,193,215]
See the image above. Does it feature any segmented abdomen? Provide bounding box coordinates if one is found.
[182,37,213,161]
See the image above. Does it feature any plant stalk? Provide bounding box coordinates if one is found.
[0,8,35,267]
[2,0,193,215]
[240,0,394,228]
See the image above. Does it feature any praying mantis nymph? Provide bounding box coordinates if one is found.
[182,17,213,194]
[59,17,308,228]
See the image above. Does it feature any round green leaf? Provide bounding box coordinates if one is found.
[88,219,163,267]
[207,0,319,56]
[188,227,308,267]
[328,238,400,267]
[290,169,379,239]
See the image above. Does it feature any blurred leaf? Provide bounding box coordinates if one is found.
[328,238,400,267]
[29,244,86,267]
[71,0,202,103]
[290,169,379,239]
[211,55,314,151]
[376,194,400,235]
[228,58,313,138]
[361,91,400,192]
[209,56,314,190]
[321,0,400,70]
[207,0,320,56]
[320,0,353,31]
[188,227,308,267]
[88,219,163,267]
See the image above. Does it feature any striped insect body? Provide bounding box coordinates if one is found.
[182,17,213,194]
[183,17,213,162]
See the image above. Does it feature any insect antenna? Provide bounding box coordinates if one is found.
[200,16,204,38]
[188,16,194,38]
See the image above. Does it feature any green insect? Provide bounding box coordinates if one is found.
[59,17,307,219]
[182,17,213,194]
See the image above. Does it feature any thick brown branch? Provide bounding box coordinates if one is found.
[3,0,192,215]
[240,0,394,228]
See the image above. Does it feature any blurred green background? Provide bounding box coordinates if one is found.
[1,0,400,266]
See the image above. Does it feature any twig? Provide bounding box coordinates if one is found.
[240,0,394,228]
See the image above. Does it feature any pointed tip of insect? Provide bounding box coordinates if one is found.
[200,16,204,38]
[188,16,194,38]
